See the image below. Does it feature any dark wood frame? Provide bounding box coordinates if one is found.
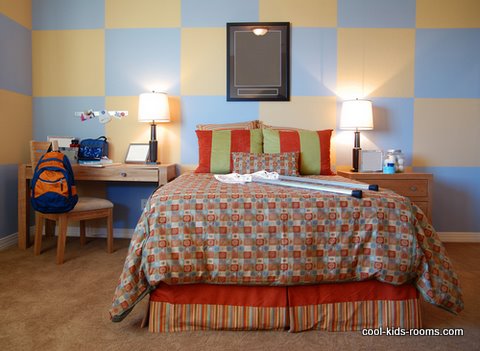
[227,22,290,101]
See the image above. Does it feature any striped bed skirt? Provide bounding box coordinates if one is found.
[147,281,421,333]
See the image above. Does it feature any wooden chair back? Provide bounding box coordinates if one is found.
[30,140,59,168]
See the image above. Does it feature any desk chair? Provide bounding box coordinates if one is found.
[31,141,114,264]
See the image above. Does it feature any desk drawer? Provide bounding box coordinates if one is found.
[375,179,428,197]
[75,166,159,182]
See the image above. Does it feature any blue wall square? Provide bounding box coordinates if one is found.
[338,0,416,28]
[414,167,480,232]
[33,97,106,141]
[291,28,337,96]
[180,96,259,164]
[0,165,19,235]
[0,15,31,95]
[32,0,104,30]
[368,98,414,165]
[415,29,480,98]
[107,183,157,229]
[105,28,181,96]
[182,0,258,27]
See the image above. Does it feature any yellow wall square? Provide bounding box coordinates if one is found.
[0,0,31,29]
[32,30,105,97]
[417,0,480,28]
[106,0,180,28]
[181,28,225,96]
[260,96,337,165]
[337,29,415,99]
[0,90,32,164]
[105,96,181,164]
[259,0,336,27]
[413,98,480,167]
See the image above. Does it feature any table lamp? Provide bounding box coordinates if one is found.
[340,99,373,172]
[138,91,170,164]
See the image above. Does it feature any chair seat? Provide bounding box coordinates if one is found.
[71,197,114,212]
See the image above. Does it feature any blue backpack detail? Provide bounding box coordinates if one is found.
[31,151,78,213]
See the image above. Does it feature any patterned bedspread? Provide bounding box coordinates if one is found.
[110,173,463,322]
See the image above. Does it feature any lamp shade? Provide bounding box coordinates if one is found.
[340,99,373,130]
[138,92,170,123]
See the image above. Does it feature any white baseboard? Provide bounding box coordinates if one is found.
[0,232,19,251]
[438,232,480,243]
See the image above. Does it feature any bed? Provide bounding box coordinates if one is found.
[109,172,463,332]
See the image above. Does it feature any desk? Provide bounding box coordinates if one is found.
[18,163,177,250]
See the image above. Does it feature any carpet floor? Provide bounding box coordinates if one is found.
[0,238,478,351]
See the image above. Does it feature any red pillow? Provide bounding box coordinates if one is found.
[195,129,263,173]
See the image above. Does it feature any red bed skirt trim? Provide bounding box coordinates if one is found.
[150,282,288,307]
[288,280,418,306]
[150,281,418,308]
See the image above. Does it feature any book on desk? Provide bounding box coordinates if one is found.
[78,158,121,167]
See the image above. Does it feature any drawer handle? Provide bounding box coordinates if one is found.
[120,172,127,177]
[409,186,418,192]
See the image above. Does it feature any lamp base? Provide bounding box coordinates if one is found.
[351,130,361,172]
[148,139,158,164]
[352,147,361,172]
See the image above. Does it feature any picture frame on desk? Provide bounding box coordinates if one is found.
[125,143,149,164]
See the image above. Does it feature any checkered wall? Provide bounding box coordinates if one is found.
[0,0,479,236]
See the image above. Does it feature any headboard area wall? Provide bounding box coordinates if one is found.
[0,0,478,239]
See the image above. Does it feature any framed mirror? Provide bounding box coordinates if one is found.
[227,22,290,101]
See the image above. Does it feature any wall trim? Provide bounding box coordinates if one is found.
[0,232,19,251]
[437,232,480,243]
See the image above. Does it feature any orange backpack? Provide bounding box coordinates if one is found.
[31,151,78,213]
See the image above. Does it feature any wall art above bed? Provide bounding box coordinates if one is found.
[227,22,290,101]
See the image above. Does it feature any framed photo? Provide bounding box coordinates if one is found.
[360,150,383,172]
[125,143,149,163]
[47,136,74,148]
[227,22,290,101]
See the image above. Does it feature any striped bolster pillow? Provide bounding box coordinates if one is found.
[195,129,263,173]
[263,128,334,175]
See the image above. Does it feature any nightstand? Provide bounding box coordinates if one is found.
[337,171,433,220]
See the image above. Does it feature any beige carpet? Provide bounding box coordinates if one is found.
[0,238,478,351]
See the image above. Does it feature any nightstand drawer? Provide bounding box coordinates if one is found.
[375,179,428,197]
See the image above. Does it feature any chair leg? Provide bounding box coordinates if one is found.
[80,220,86,246]
[107,208,113,253]
[56,215,68,265]
[34,213,44,256]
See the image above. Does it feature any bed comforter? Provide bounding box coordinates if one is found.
[110,173,463,322]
